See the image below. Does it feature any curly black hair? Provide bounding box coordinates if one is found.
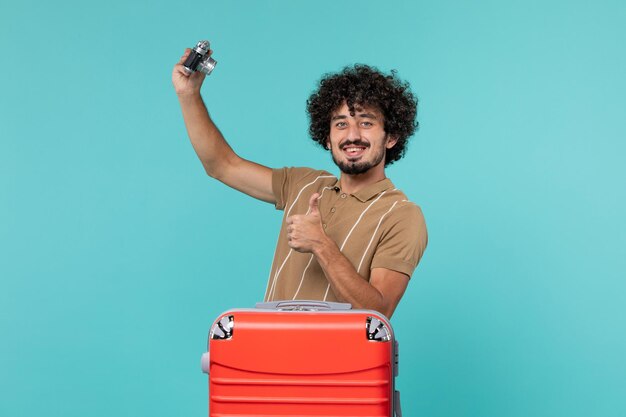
[306,64,418,166]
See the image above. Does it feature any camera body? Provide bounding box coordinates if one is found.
[183,40,217,75]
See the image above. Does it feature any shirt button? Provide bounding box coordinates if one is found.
[331,207,336,213]
[340,193,347,199]
[323,223,327,229]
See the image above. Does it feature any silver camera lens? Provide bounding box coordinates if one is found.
[198,57,217,75]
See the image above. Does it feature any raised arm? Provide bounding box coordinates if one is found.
[172,48,275,204]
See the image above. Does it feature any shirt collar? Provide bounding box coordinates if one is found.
[333,178,395,202]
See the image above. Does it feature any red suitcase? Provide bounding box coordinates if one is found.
[200,300,402,416]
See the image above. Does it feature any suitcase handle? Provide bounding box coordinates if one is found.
[256,300,352,311]
[200,352,210,374]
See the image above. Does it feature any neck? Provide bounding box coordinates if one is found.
[338,165,387,195]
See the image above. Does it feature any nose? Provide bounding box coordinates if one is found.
[347,122,361,140]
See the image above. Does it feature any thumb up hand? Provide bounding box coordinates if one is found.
[286,193,327,253]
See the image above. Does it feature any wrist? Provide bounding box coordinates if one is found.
[177,90,202,103]
[312,234,336,259]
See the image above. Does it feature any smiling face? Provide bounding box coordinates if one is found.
[327,102,397,176]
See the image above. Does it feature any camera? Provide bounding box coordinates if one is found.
[183,40,217,75]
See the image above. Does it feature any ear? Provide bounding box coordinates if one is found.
[325,138,331,150]
[385,135,398,149]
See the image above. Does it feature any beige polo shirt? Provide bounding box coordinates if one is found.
[264,167,428,302]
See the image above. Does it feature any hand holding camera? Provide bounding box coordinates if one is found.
[173,40,217,97]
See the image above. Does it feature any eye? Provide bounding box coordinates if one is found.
[335,121,347,128]
[361,121,373,127]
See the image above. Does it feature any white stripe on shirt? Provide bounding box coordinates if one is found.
[357,200,401,274]
[322,189,395,301]
[266,178,335,301]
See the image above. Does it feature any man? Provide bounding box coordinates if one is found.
[173,48,427,318]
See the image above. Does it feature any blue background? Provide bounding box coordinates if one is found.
[1,1,625,416]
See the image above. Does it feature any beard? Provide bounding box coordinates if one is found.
[331,140,386,175]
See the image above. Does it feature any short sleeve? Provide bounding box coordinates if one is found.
[370,203,428,278]
[272,167,331,211]
[272,167,289,210]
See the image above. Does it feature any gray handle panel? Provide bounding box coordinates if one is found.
[255,300,352,311]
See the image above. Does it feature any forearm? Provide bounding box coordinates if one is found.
[177,93,237,178]
[287,196,406,317]
[313,237,385,311]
